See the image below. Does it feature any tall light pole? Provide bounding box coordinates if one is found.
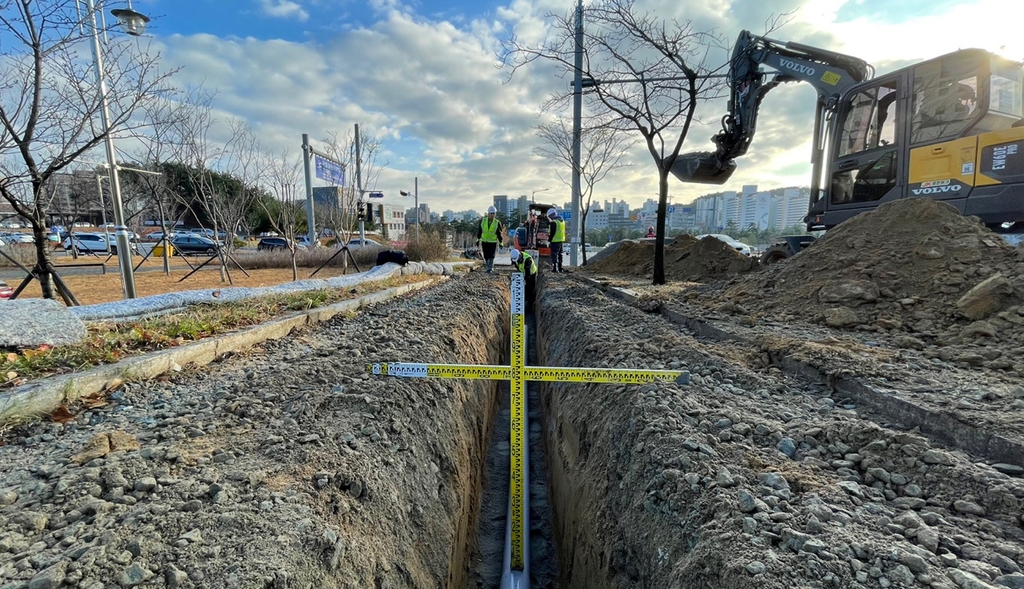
[400,177,419,241]
[86,0,150,299]
[531,188,549,203]
[570,0,584,267]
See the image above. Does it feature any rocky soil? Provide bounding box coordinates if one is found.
[585,235,756,281]
[538,276,1024,589]
[0,274,508,589]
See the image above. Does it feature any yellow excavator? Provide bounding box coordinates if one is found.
[673,31,1024,263]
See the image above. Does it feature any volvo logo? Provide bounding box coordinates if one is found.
[780,58,815,76]
[911,184,963,195]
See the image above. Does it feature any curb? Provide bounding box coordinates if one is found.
[578,276,1024,468]
[0,278,442,424]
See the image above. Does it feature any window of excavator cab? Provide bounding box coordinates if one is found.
[837,81,899,158]
[989,58,1022,118]
[911,56,982,144]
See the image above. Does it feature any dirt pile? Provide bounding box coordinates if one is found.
[705,198,1024,347]
[586,234,756,281]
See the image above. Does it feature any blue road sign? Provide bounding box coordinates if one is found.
[682,207,692,213]
[368,191,384,198]
[668,206,675,213]
[314,155,345,186]
[562,211,572,220]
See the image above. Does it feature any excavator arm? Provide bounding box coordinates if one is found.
[673,30,873,184]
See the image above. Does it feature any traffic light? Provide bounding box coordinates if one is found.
[357,202,366,220]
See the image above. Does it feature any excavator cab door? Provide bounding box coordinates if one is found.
[816,74,907,228]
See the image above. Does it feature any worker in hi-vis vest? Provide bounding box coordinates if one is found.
[547,208,566,273]
[509,248,537,309]
[476,206,506,273]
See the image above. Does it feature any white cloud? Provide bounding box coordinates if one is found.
[260,0,310,21]
[138,0,1021,215]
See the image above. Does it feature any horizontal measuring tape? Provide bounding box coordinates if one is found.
[366,362,689,385]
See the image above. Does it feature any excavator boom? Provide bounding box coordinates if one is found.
[673,31,873,184]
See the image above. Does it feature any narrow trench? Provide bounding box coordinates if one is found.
[465,305,560,588]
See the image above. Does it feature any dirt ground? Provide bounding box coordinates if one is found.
[7,264,358,306]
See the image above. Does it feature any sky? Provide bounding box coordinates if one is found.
[115,0,1020,215]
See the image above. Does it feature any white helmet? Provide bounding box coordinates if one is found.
[487,206,497,214]
[510,249,521,261]
[547,208,557,219]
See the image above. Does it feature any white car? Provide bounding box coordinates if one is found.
[695,234,752,256]
[347,238,381,249]
[63,233,110,253]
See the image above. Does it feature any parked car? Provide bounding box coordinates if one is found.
[257,237,306,251]
[695,234,753,257]
[294,235,318,248]
[63,233,110,254]
[0,279,12,299]
[9,233,34,244]
[143,231,175,242]
[170,234,219,256]
[346,238,381,249]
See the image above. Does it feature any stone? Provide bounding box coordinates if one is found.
[992,464,1024,476]
[949,569,1000,589]
[900,552,929,574]
[819,280,880,305]
[716,468,737,488]
[27,560,67,589]
[866,467,891,485]
[71,434,111,464]
[107,431,140,453]
[837,480,863,497]
[165,565,189,589]
[922,449,954,465]
[957,274,1013,320]
[118,562,152,587]
[737,489,758,513]
[781,528,810,553]
[746,561,766,575]
[757,472,790,491]
[894,335,926,350]
[823,306,860,327]
[776,438,797,458]
[917,526,940,553]
[133,477,157,493]
[954,500,986,516]
[994,573,1024,589]
[0,299,88,348]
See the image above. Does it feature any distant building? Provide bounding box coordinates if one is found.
[374,203,406,239]
[313,186,343,208]
[492,195,509,216]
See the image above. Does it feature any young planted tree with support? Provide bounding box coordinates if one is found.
[0,0,175,299]
[504,0,729,284]
[258,149,306,281]
[318,129,387,249]
[534,115,636,265]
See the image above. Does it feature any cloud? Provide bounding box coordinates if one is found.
[260,0,309,21]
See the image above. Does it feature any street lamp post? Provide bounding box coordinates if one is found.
[531,188,549,203]
[85,0,150,299]
[400,177,419,241]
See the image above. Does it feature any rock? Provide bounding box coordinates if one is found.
[837,480,864,497]
[71,434,111,464]
[900,552,929,574]
[994,573,1024,589]
[950,569,1000,589]
[0,299,89,348]
[776,438,797,458]
[746,561,766,575]
[133,477,157,493]
[737,489,758,513]
[178,529,203,544]
[917,526,940,553]
[27,560,67,589]
[823,306,860,327]
[716,468,737,488]
[991,555,1021,575]
[894,335,926,350]
[957,274,1013,320]
[781,528,810,552]
[757,472,790,491]
[992,464,1024,476]
[866,467,891,485]
[0,490,17,505]
[118,562,152,587]
[954,500,986,516]
[922,449,954,466]
[806,514,823,534]
[107,431,140,453]
[819,280,880,305]
[165,565,189,589]
[962,320,998,338]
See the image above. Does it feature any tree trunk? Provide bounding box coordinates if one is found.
[30,213,56,299]
[653,169,669,285]
[580,210,588,266]
[290,247,298,281]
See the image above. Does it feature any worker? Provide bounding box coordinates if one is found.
[547,208,565,273]
[477,205,506,273]
[509,248,537,309]
[645,226,656,238]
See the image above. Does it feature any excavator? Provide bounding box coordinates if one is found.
[673,31,1024,263]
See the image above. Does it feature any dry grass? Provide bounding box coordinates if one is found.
[404,228,451,262]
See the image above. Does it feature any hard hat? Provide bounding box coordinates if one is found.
[487,206,497,214]
[510,249,521,261]
[547,208,557,218]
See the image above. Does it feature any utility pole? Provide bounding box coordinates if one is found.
[302,133,316,245]
[355,124,365,243]
[570,0,583,267]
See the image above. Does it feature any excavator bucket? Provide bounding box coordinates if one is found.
[670,152,736,185]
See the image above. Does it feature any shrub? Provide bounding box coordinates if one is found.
[403,228,451,262]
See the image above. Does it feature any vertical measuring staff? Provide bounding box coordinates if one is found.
[509,273,527,571]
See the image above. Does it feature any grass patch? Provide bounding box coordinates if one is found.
[404,228,451,262]
[1,275,434,388]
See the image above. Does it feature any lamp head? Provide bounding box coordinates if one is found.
[400,190,410,197]
[111,8,150,36]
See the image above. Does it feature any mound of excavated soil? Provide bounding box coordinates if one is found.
[586,234,756,281]
[708,198,1024,347]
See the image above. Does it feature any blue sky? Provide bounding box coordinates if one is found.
[109,0,1019,215]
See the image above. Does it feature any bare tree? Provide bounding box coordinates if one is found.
[535,115,636,265]
[505,0,730,284]
[0,0,176,298]
[258,149,305,280]
[319,129,387,247]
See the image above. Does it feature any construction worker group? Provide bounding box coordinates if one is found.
[478,206,566,275]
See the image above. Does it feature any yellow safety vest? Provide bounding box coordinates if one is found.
[515,251,538,275]
[480,217,500,243]
[551,219,566,243]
